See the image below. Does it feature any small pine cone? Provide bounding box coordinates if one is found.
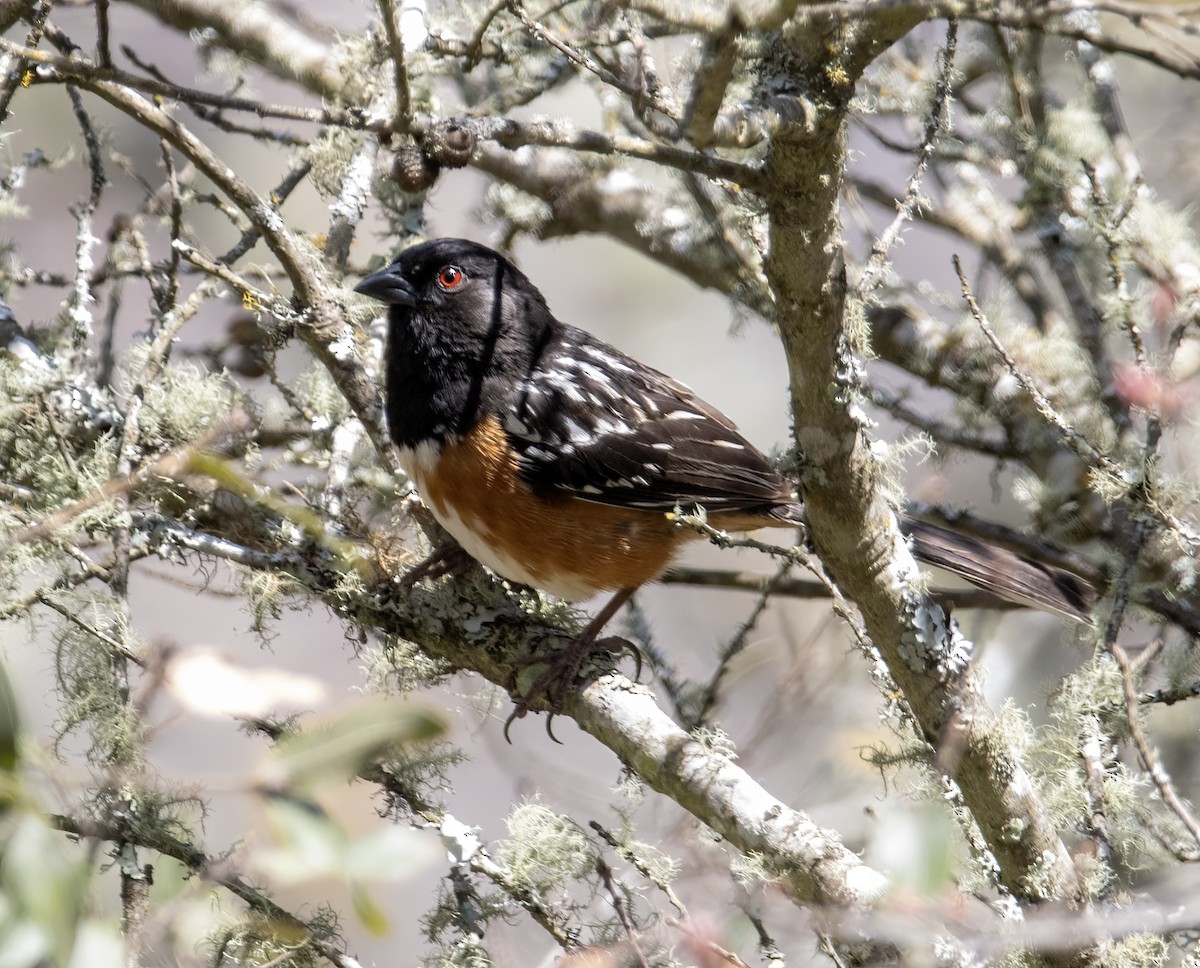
[391,143,439,192]
[422,120,475,169]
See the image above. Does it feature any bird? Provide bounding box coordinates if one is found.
[355,238,1095,704]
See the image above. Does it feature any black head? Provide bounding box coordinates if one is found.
[355,238,557,447]
[356,237,550,334]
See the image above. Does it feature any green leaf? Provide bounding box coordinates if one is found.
[351,883,389,936]
[262,698,445,792]
[253,793,437,902]
[254,795,346,884]
[0,658,20,777]
[1,816,92,965]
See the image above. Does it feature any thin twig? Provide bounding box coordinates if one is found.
[2,37,369,129]
[481,114,763,189]
[1112,639,1200,849]
[683,10,741,147]
[595,856,651,968]
[588,823,686,919]
[749,913,787,967]
[686,560,792,729]
[1139,681,1200,706]
[508,0,680,126]
[323,127,379,272]
[0,0,49,126]
[50,813,361,968]
[38,394,81,477]
[65,84,106,352]
[464,0,508,68]
[869,384,1014,459]
[120,45,308,145]
[952,254,1114,470]
[172,240,272,304]
[1079,717,1114,874]
[858,19,957,294]
[218,160,313,266]
[662,565,1035,612]
[376,0,411,132]
[671,514,879,667]
[158,140,183,313]
[36,594,146,666]
[95,0,112,67]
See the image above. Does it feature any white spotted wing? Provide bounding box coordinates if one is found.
[506,326,795,515]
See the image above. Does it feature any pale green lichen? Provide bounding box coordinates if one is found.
[305,128,363,202]
[729,850,781,889]
[360,637,450,695]
[1023,98,1111,212]
[242,569,306,641]
[206,904,338,968]
[288,362,354,430]
[0,360,121,527]
[421,935,492,968]
[51,592,143,765]
[124,350,246,450]
[1095,933,1169,968]
[613,768,647,806]
[622,838,680,889]
[494,800,595,895]
[1034,659,1174,876]
[331,33,387,95]
[690,725,738,761]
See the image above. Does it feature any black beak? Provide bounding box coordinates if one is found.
[354,265,417,307]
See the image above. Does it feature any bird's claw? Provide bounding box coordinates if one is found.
[502,634,642,742]
[399,540,475,589]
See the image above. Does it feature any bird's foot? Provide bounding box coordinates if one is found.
[503,632,642,743]
[400,539,475,589]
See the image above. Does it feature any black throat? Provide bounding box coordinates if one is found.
[384,306,475,448]
[384,299,554,449]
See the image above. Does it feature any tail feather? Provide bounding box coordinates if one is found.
[764,504,1097,622]
[901,517,1097,622]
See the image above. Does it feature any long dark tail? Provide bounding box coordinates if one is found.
[901,516,1097,622]
[769,504,1097,621]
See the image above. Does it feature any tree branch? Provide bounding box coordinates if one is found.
[763,9,1082,909]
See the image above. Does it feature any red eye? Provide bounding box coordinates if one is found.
[437,265,464,290]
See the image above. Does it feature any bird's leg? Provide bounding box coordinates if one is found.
[400,538,476,588]
[505,587,641,741]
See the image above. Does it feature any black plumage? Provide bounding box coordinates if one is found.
[360,237,794,516]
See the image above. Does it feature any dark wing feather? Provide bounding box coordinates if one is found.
[504,326,794,514]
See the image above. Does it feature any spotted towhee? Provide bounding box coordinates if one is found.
[356,239,1094,690]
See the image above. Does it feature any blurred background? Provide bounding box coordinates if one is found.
[4,2,1200,965]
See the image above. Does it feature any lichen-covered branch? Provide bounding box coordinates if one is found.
[762,10,1082,905]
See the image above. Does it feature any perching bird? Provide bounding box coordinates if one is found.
[355,239,1094,696]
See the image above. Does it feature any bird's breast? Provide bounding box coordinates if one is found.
[397,416,682,600]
